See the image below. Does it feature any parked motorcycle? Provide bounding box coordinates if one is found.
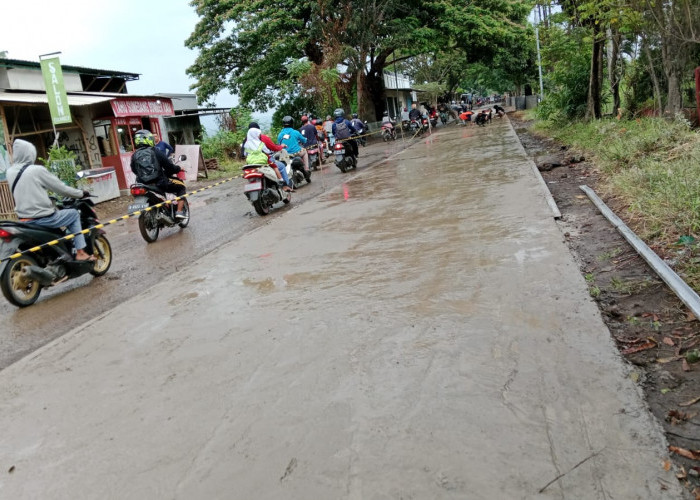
[0,196,112,307]
[129,155,190,243]
[333,139,358,173]
[401,119,410,131]
[422,116,431,131]
[242,160,291,216]
[439,109,449,125]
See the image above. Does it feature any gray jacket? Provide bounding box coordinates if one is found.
[6,139,83,219]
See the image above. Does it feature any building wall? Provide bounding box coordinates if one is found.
[5,68,83,92]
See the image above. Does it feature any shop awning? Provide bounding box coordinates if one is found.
[0,92,113,106]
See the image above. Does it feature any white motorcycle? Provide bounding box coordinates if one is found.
[242,159,291,216]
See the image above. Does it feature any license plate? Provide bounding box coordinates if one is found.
[128,198,148,212]
[244,181,262,192]
[334,149,345,155]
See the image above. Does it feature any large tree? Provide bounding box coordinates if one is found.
[186,0,533,120]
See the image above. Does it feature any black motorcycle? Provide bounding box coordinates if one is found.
[129,155,190,243]
[333,139,358,173]
[0,197,112,307]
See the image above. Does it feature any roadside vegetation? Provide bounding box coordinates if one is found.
[533,116,700,289]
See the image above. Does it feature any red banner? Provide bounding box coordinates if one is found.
[110,98,174,117]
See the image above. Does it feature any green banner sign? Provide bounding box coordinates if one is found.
[40,56,72,125]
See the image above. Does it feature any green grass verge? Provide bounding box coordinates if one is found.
[202,159,246,181]
[533,116,700,289]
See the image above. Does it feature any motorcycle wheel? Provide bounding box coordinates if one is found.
[253,197,270,216]
[383,133,388,142]
[90,234,112,277]
[0,254,42,307]
[178,198,191,228]
[138,209,160,243]
[337,162,347,173]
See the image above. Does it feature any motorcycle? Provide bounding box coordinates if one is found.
[439,110,449,125]
[129,155,190,243]
[0,196,112,307]
[401,120,410,131]
[381,123,397,141]
[274,149,309,188]
[333,139,358,173]
[409,118,422,135]
[242,159,292,216]
[422,116,431,132]
[306,144,324,171]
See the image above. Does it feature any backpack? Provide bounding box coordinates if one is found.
[131,148,161,183]
[334,120,351,140]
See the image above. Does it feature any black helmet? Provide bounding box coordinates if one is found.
[352,113,358,118]
[282,115,293,127]
[333,108,345,119]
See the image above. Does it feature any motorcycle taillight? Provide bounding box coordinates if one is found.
[0,228,13,242]
[131,186,147,196]
[334,143,343,150]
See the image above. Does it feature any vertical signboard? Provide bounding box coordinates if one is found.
[40,56,72,125]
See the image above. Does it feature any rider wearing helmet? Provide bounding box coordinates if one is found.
[350,112,365,137]
[277,116,309,173]
[131,129,187,219]
[331,108,359,159]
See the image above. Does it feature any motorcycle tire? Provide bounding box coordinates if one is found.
[178,198,191,228]
[90,234,113,277]
[0,254,42,307]
[337,162,347,173]
[138,209,160,243]
[253,198,270,216]
[304,170,312,183]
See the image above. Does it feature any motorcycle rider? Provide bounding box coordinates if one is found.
[277,116,309,174]
[6,138,95,261]
[131,130,187,219]
[245,122,292,191]
[331,108,359,158]
[299,115,320,150]
[322,115,335,147]
[350,113,365,136]
[381,111,396,138]
[408,103,422,121]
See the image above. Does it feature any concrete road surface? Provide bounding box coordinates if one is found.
[0,120,682,499]
[0,136,412,370]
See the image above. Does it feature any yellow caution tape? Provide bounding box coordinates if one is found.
[0,175,243,263]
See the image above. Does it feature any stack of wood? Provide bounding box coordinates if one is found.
[0,181,17,220]
[204,158,219,171]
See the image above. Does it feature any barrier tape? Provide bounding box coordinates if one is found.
[0,175,243,264]
[1,131,389,264]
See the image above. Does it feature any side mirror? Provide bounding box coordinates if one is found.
[178,154,187,161]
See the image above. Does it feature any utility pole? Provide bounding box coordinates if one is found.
[534,6,545,101]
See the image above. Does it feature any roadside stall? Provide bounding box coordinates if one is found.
[94,97,175,190]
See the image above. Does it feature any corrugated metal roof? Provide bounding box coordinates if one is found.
[0,58,139,79]
[0,92,113,106]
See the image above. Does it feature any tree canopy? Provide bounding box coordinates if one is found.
[186,0,535,120]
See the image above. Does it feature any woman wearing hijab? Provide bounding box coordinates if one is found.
[244,122,291,191]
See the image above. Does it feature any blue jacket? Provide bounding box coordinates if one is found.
[277,128,306,154]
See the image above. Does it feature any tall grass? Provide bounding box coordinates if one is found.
[534,116,700,288]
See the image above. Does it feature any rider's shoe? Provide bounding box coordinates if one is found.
[175,211,186,220]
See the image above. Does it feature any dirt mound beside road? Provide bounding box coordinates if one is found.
[512,112,700,497]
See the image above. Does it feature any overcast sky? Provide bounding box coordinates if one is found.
[0,0,250,128]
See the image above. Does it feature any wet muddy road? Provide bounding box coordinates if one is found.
[0,119,681,498]
[0,134,418,370]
